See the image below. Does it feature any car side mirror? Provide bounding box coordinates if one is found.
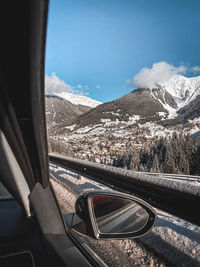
[68,191,156,239]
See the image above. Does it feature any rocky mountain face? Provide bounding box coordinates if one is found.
[177,96,200,121]
[62,87,175,131]
[53,91,101,108]
[161,75,200,107]
[45,95,91,134]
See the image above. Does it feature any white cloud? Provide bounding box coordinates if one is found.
[132,61,187,88]
[76,84,83,89]
[96,85,101,89]
[126,79,132,86]
[191,66,200,73]
[45,73,73,95]
[45,73,89,96]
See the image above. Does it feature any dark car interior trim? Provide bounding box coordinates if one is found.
[0,0,49,189]
[0,1,104,266]
[0,251,35,267]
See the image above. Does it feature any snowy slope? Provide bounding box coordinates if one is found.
[45,73,101,108]
[45,95,91,132]
[47,75,200,137]
[54,92,101,108]
[160,75,200,107]
[149,86,178,119]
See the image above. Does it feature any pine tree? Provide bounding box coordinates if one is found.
[152,153,160,172]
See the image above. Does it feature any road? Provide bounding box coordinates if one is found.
[50,163,200,267]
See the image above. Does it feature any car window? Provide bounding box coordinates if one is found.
[45,1,200,266]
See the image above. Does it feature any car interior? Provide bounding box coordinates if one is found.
[0,1,157,267]
[0,1,95,266]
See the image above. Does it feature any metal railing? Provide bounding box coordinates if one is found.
[49,153,200,226]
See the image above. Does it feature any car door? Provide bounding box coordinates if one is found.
[0,1,104,266]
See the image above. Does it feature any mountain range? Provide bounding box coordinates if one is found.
[46,75,200,138]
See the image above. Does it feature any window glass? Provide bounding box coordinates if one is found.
[46,1,200,266]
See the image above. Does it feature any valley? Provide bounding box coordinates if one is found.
[46,75,200,174]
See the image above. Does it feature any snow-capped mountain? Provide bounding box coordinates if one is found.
[45,95,91,134]
[146,75,200,120]
[45,73,101,108]
[47,75,200,140]
[160,75,200,107]
[53,92,101,108]
[47,75,200,168]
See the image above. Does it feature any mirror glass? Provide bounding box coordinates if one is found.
[91,195,149,234]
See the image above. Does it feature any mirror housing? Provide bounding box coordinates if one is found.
[69,191,156,239]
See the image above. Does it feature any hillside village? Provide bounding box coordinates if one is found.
[48,117,196,165]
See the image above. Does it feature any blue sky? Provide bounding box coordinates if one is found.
[45,0,200,102]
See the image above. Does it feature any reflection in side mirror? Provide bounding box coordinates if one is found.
[71,191,156,239]
[92,195,149,234]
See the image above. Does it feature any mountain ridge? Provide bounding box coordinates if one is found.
[47,75,200,139]
[45,95,91,134]
[159,75,200,107]
[50,91,101,108]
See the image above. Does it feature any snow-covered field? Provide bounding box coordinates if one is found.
[58,112,200,141]
[50,163,200,267]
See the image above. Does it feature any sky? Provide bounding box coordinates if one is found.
[45,0,200,103]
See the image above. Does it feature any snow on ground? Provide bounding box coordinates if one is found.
[63,119,171,140]
[52,114,200,146]
[162,103,178,119]
[138,121,178,138]
[189,117,200,124]
[50,163,200,267]
[104,111,120,116]
[188,118,200,135]
[50,163,167,266]
[146,213,200,266]
[165,178,200,187]
[64,124,76,131]
[50,163,110,199]
[150,87,178,119]
[127,115,141,125]
[58,109,200,142]
[157,112,167,120]
[190,126,200,135]
[101,118,111,123]
[54,117,200,145]
[156,96,178,119]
